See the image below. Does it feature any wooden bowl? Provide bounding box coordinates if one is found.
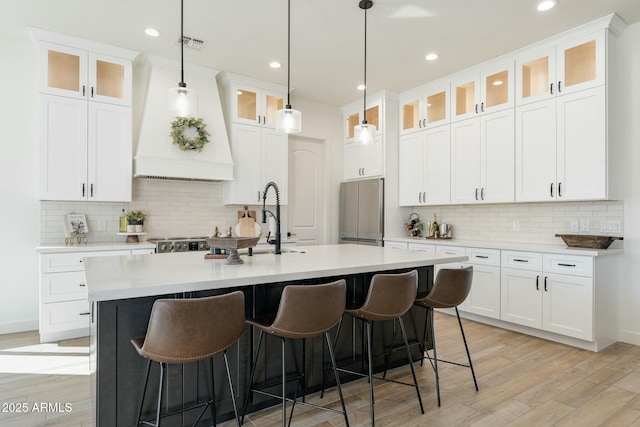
[555,234,622,249]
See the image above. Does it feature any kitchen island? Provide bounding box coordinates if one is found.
[85,244,467,426]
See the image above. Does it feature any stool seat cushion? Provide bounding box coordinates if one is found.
[346,270,418,322]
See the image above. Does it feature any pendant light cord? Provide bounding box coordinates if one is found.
[286,0,292,108]
[180,0,185,86]
[362,3,368,124]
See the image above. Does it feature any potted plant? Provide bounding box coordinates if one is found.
[126,210,147,232]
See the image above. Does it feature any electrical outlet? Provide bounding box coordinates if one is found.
[611,221,621,233]
[98,220,107,231]
[569,220,579,232]
[513,221,520,231]
[600,221,608,232]
[580,220,590,232]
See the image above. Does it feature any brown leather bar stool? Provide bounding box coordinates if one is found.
[131,291,245,427]
[414,266,478,407]
[322,270,424,427]
[240,280,349,427]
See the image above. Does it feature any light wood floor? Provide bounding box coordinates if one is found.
[1,313,639,426]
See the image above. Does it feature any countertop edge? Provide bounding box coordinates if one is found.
[36,242,157,253]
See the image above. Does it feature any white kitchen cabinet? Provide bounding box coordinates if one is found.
[399,81,450,135]
[451,61,514,123]
[516,31,605,106]
[399,125,450,206]
[463,248,501,319]
[343,136,384,180]
[515,86,606,202]
[38,40,133,106]
[39,95,132,201]
[384,241,408,250]
[344,101,382,143]
[223,123,288,205]
[450,109,515,204]
[500,250,593,341]
[228,82,285,129]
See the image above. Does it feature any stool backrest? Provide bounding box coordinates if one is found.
[429,266,473,307]
[271,279,346,339]
[139,291,245,364]
[360,270,418,320]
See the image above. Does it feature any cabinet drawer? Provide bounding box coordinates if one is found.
[40,300,91,334]
[466,247,501,266]
[501,250,542,271]
[436,245,465,256]
[41,271,88,303]
[543,254,593,277]
[385,241,408,250]
[408,243,436,252]
[131,248,156,255]
[41,250,130,273]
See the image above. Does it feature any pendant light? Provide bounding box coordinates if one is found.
[354,0,375,145]
[167,0,197,117]
[275,0,302,134]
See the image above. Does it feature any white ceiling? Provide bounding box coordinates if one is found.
[4,0,640,106]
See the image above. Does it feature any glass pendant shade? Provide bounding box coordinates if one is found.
[168,84,197,117]
[276,107,302,133]
[354,123,376,145]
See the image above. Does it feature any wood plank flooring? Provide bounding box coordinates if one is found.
[1,313,639,426]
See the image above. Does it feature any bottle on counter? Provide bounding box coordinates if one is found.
[432,213,439,238]
[119,209,127,233]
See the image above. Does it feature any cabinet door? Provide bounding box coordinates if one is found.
[261,89,285,129]
[225,124,261,204]
[425,84,450,128]
[231,84,261,126]
[400,95,422,135]
[385,241,408,250]
[556,86,606,201]
[88,52,132,106]
[500,268,542,329]
[424,126,451,205]
[398,133,425,206]
[516,47,556,106]
[482,109,515,203]
[451,118,481,204]
[39,42,88,100]
[343,142,363,180]
[556,31,605,96]
[451,73,480,122]
[345,111,360,142]
[481,62,514,114]
[465,264,501,319]
[39,95,88,201]
[515,98,557,202]
[362,136,384,178]
[261,128,288,205]
[88,102,132,202]
[542,273,593,340]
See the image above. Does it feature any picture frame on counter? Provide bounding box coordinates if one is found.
[63,213,89,237]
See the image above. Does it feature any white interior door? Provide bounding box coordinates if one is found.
[288,136,325,246]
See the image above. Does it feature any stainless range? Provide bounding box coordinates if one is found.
[146,236,210,254]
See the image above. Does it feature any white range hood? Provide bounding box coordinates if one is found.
[134,55,234,181]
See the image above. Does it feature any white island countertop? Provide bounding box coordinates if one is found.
[84,244,467,302]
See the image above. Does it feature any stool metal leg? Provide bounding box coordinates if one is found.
[136,359,152,426]
[320,314,343,399]
[366,320,375,427]
[398,317,424,414]
[431,308,441,407]
[281,338,287,427]
[211,358,217,426]
[456,307,479,391]
[325,331,350,427]
[240,329,264,425]
[155,362,165,427]
[223,350,242,426]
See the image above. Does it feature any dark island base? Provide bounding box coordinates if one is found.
[91,266,434,426]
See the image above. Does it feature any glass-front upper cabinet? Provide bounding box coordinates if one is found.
[39,42,132,106]
[516,31,604,106]
[451,61,514,122]
[232,84,285,128]
[400,82,449,135]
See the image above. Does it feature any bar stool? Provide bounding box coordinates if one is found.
[131,291,245,427]
[414,266,478,407]
[241,280,349,427]
[322,270,424,427]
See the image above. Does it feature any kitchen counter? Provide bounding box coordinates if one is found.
[86,244,466,426]
[384,236,623,256]
[36,241,156,253]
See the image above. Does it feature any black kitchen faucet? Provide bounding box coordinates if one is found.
[262,181,282,255]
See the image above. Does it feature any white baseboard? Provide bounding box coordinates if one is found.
[0,319,38,335]
[617,329,640,346]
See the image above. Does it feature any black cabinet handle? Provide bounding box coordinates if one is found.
[536,275,540,290]
[79,312,91,316]
[550,182,554,198]
[558,263,576,267]
[82,183,85,197]
[475,188,479,200]
[90,183,94,197]
[550,83,554,95]
[475,104,478,114]
[558,182,562,197]
[79,283,86,287]
[257,191,260,202]
[558,81,562,92]
[481,102,485,113]
[91,87,94,98]
[544,276,548,292]
[82,85,86,96]
[481,187,484,200]
[513,258,529,263]
[475,255,489,259]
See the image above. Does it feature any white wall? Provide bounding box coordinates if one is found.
[0,30,40,333]
[618,22,640,345]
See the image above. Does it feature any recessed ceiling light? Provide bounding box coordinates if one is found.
[425,53,438,61]
[537,0,557,11]
[144,28,162,37]
[357,84,366,91]
[493,80,504,86]
[269,61,282,69]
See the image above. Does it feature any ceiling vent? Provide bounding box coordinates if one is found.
[176,35,207,51]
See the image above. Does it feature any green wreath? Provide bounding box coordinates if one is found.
[170,117,210,152]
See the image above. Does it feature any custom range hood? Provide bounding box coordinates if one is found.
[134,55,233,181]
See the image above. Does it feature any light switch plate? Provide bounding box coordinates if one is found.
[580,220,590,232]
[570,220,579,232]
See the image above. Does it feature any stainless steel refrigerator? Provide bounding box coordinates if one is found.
[339,178,384,246]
